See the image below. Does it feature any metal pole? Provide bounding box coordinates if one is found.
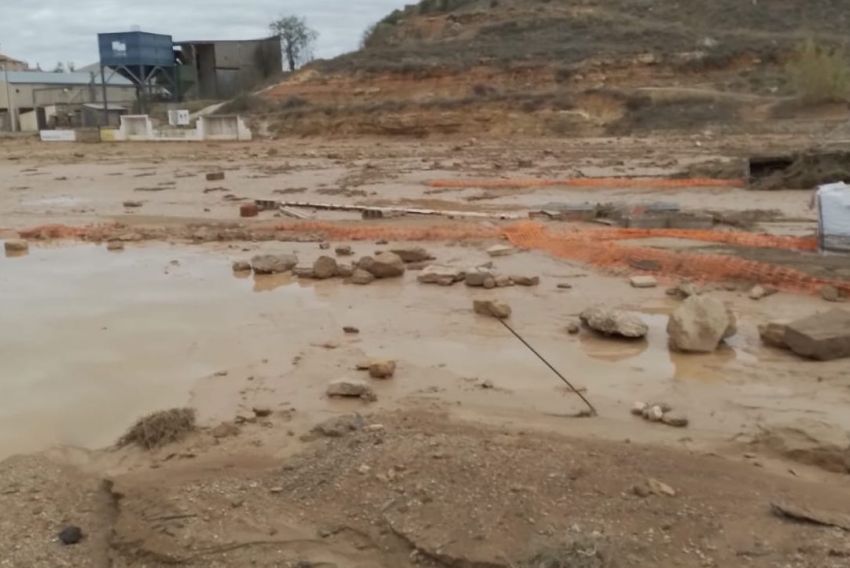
[498,318,597,417]
[2,61,16,132]
[101,64,108,127]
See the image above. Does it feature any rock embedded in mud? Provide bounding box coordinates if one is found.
[335,245,353,256]
[4,238,29,253]
[106,241,125,251]
[473,299,512,320]
[319,242,331,250]
[418,264,464,286]
[240,203,259,218]
[566,321,581,335]
[292,266,314,278]
[580,307,648,339]
[206,171,225,182]
[349,268,375,285]
[512,275,540,287]
[253,407,272,418]
[312,414,365,437]
[821,285,843,303]
[232,260,252,272]
[662,413,690,428]
[251,253,298,275]
[759,321,790,349]
[369,360,397,379]
[486,244,516,257]
[390,247,434,263]
[785,309,850,361]
[495,275,514,288]
[465,267,494,287]
[359,251,405,278]
[666,282,699,299]
[211,422,240,439]
[122,200,143,208]
[748,285,777,301]
[58,525,84,545]
[326,379,377,401]
[630,275,658,289]
[667,295,736,353]
[335,263,354,278]
[343,326,360,334]
[313,256,338,279]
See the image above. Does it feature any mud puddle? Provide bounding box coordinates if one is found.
[0,243,327,458]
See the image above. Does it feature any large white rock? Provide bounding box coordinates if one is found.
[251,253,298,274]
[667,295,736,352]
[417,264,464,286]
[580,307,648,339]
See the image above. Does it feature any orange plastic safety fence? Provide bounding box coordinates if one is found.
[274,222,502,242]
[428,177,747,190]
[552,227,818,252]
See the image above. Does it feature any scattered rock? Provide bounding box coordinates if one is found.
[645,405,665,422]
[292,266,315,278]
[821,285,843,303]
[785,309,850,361]
[487,244,516,257]
[759,321,790,349]
[319,242,331,250]
[369,360,397,379]
[566,321,581,335]
[473,300,512,320]
[4,239,29,253]
[418,264,464,286]
[240,203,259,218]
[359,252,405,278]
[661,413,690,428]
[580,307,648,339]
[313,256,338,279]
[666,282,698,299]
[312,414,365,437]
[252,407,272,418]
[232,260,252,272]
[211,422,240,439]
[122,200,143,208]
[512,275,540,287]
[756,419,850,474]
[647,478,677,497]
[632,402,687,428]
[390,247,433,263]
[106,241,125,251]
[480,379,495,389]
[465,267,494,287]
[349,268,375,285]
[251,253,298,274]
[206,172,225,181]
[58,525,84,545]
[326,379,377,401]
[667,295,736,353]
[495,275,513,288]
[748,285,777,301]
[335,245,353,256]
[336,263,354,278]
[630,275,658,289]
[343,326,360,334]
[557,283,573,290]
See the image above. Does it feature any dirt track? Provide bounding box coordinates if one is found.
[1,135,850,567]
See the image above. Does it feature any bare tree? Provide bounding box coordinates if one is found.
[269,15,318,72]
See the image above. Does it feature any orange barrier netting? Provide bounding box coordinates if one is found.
[428,177,747,190]
[569,228,818,252]
[274,222,501,242]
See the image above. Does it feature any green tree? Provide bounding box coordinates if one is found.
[269,15,318,72]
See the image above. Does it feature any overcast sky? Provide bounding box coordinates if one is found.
[0,1,409,69]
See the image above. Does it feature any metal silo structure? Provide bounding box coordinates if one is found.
[97,31,177,117]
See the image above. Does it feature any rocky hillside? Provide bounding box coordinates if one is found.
[258,0,850,137]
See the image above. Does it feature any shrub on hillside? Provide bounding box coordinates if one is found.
[786,39,850,103]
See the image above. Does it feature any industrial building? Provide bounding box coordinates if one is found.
[0,53,28,72]
[0,70,136,131]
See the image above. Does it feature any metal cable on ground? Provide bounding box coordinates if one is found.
[497,319,597,417]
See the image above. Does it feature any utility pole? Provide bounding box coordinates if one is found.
[1,44,18,132]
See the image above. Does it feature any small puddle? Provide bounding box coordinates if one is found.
[0,243,326,459]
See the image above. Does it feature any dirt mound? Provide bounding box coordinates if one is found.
[753,151,850,190]
[755,420,850,474]
[117,408,196,450]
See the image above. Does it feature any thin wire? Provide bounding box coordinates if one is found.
[498,319,597,417]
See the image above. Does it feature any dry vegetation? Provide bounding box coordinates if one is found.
[787,39,850,103]
[118,408,197,450]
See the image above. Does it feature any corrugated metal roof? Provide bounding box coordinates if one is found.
[3,70,134,86]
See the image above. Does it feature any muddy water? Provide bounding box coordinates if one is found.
[0,243,327,458]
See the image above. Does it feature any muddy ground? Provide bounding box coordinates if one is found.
[1,135,850,567]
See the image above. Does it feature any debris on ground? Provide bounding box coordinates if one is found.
[319,242,331,250]
[632,402,689,428]
[336,262,354,277]
[566,321,581,335]
[580,307,648,339]
[821,285,843,302]
[632,477,677,497]
[666,281,699,299]
[771,500,850,531]
[557,283,573,290]
[349,268,376,285]
[343,326,360,334]
[748,285,777,301]
[232,260,252,272]
[512,275,540,286]
[473,299,512,319]
[465,267,496,288]
[292,266,314,278]
[117,408,197,449]
[312,255,338,279]
[358,252,405,278]
[667,295,736,352]
[251,253,298,274]
[784,309,850,361]
[206,172,226,182]
[240,203,259,218]
[122,200,143,208]
[368,360,397,379]
[487,244,516,257]
[629,275,658,288]
[326,379,377,401]
[106,240,125,251]
[252,406,272,418]
[4,239,29,254]
[311,414,365,438]
[417,264,465,286]
[58,525,84,545]
[759,321,790,349]
[335,245,353,256]
[390,247,434,263]
[210,422,240,439]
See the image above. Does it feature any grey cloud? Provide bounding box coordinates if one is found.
[0,1,408,68]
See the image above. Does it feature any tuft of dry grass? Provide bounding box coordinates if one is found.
[118,408,197,450]
[786,39,850,103]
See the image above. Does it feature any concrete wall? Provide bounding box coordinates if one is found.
[178,37,281,100]
[107,113,251,141]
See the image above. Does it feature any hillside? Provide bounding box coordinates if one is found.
[257,0,850,137]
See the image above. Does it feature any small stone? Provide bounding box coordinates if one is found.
[666,282,698,299]
[335,263,354,278]
[58,526,84,545]
[335,245,353,256]
[326,379,377,401]
[360,252,405,278]
[557,283,573,290]
[4,239,29,254]
[495,275,513,288]
[480,379,495,389]
[343,326,360,334]
[631,401,648,416]
[630,275,658,289]
[357,464,371,475]
[369,360,396,379]
[473,300,512,319]
[483,277,496,289]
[465,268,494,288]
[106,241,125,251]
[390,247,433,263]
[211,422,240,438]
[580,307,648,339]
[512,275,540,286]
[206,171,225,181]
[418,264,464,286]
[253,407,272,418]
[821,285,842,303]
[748,285,776,300]
[759,321,789,349]
[566,321,581,335]
[292,266,314,278]
[232,260,251,272]
[349,268,375,285]
[319,242,331,250]
[122,200,143,208]
[645,405,665,422]
[487,244,516,257]
[661,413,689,428]
[312,414,365,437]
[313,256,338,279]
[251,253,298,274]
[240,203,259,218]
[646,478,677,497]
